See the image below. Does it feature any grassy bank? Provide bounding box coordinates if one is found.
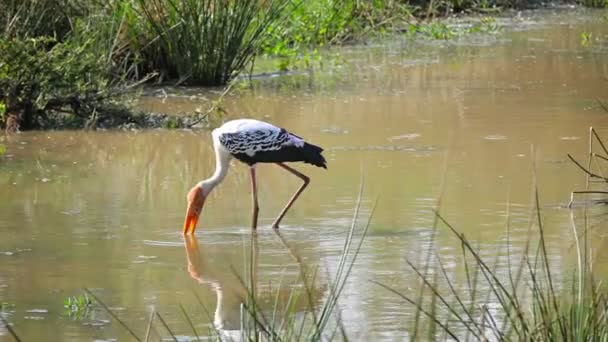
[1,0,605,130]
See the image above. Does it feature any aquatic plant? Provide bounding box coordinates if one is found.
[407,17,501,40]
[581,32,593,46]
[0,100,5,126]
[0,0,88,39]
[0,303,20,342]
[373,180,608,340]
[64,293,93,319]
[578,0,608,8]
[128,0,293,86]
[261,0,415,70]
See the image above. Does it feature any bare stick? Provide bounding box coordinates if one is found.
[591,127,608,157]
[568,191,608,208]
[592,153,608,162]
[597,99,608,113]
[567,154,608,182]
[592,154,606,179]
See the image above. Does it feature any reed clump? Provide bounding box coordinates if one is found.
[373,184,608,341]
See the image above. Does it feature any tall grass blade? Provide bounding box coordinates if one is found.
[370,280,460,341]
[432,211,530,338]
[84,288,142,342]
[406,258,480,339]
[144,309,155,342]
[0,312,21,342]
[179,303,201,341]
[155,312,177,342]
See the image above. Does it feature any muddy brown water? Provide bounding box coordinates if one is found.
[2,9,608,341]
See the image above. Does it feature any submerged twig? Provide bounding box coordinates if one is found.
[597,99,608,113]
[0,313,21,342]
[568,191,608,208]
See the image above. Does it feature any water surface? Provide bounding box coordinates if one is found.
[2,9,608,341]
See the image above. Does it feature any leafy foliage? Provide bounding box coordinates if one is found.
[0,36,116,129]
[0,100,5,122]
[261,0,415,70]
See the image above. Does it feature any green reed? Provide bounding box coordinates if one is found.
[577,0,608,8]
[130,0,293,86]
[373,184,608,341]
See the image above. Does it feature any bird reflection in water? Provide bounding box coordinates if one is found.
[184,235,252,332]
[183,233,324,337]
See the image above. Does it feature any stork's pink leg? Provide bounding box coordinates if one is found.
[250,166,259,230]
[272,163,310,229]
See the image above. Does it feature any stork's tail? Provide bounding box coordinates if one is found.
[302,142,327,169]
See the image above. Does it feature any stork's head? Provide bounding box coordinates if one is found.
[183,184,207,235]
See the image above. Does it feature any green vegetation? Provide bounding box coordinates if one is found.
[132,0,292,86]
[0,302,14,311]
[63,293,93,319]
[581,31,593,46]
[0,0,604,130]
[376,201,608,340]
[406,16,501,39]
[0,36,120,129]
[578,0,608,7]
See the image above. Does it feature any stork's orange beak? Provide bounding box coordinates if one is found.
[183,186,205,235]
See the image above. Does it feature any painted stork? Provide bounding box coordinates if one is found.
[183,119,327,234]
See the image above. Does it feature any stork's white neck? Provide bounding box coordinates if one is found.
[198,144,231,195]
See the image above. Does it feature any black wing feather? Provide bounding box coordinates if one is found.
[219,128,327,168]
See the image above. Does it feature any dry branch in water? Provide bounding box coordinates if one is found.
[568,127,608,207]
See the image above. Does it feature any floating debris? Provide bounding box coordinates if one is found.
[26,309,48,314]
[484,135,507,140]
[388,133,421,141]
